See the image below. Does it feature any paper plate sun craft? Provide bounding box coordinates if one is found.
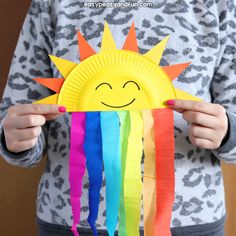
[34,22,199,111]
[33,22,200,236]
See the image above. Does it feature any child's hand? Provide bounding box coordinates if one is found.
[2,104,66,153]
[166,100,228,149]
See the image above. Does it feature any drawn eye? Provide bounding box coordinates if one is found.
[123,80,140,90]
[95,82,112,90]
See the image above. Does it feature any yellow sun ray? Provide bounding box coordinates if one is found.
[144,36,169,65]
[34,94,59,104]
[175,88,200,101]
[49,55,78,78]
[101,22,117,52]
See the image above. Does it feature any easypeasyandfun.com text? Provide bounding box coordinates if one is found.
[83,1,153,8]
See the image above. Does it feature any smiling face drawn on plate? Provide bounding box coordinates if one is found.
[96,80,140,108]
[33,23,200,111]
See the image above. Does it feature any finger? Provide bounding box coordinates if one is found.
[6,137,39,153]
[182,111,218,128]
[6,115,46,129]
[189,136,217,150]
[189,125,216,142]
[166,100,225,116]
[174,108,185,113]
[8,104,66,117]
[12,126,42,141]
[44,113,64,121]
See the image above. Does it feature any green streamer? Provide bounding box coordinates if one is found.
[117,111,130,236]
[124,111,143,236]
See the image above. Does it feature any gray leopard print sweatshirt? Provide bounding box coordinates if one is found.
[1,0,236,232]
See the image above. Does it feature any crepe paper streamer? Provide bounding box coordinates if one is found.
[84,112,103,236]
[142,110,156,236]
[69,112,86,236]
[124,111,143,236]
[117,111,130,236]
[153,109,175,236]
[100,112,121,236]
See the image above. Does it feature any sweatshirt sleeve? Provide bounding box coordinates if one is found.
[211,2,236,163]
[0,0,54,167]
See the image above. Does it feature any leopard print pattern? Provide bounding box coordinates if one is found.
[1,0,236,230]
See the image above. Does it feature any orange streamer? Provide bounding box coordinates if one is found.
[153,109,175,236]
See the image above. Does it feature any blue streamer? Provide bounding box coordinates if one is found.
[84,112,103,236]
[100,111,121,236]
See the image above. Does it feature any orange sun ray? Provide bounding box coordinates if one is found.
[122,22,139,53]
[78,32,96,62]
[161,62,191,81]
[33,78,65,93]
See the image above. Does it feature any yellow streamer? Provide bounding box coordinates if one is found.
[142,110,156,236]
[124,111,143,236]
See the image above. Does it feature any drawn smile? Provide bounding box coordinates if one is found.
[101,98,136,108]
